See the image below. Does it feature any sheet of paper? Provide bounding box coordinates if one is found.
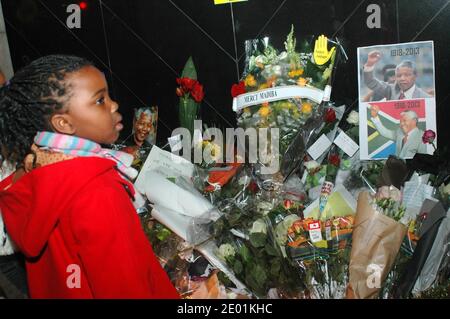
[307,134,332,160]
[134,145,194,193]
[334,130,359,157]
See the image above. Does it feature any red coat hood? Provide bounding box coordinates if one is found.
[0,157,125,258]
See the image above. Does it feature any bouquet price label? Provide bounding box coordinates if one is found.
[308,221,323,243]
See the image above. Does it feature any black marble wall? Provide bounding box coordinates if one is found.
[3,0,449,147]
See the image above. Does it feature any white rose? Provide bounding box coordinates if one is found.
[271,65,283,77]
[257,201,274,214]
[250,218,267,234]
[255,55,266,66]
[346,110,359,125]
[218,243,235,260]
[304,160,320,171]
[443,183,450,195]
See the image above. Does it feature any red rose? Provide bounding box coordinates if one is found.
[324,108,336,123]
[191,82,204,103]
[248,181,259,193]
[328,154,340,167]
[177,77,197,91]
[422,129,436,144]
[231,81,246,98]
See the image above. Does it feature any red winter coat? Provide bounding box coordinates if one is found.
[0,157,179,299]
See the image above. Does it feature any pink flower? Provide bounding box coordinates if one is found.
[422,130,436,144]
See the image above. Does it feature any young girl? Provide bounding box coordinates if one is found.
[0,55,179,298]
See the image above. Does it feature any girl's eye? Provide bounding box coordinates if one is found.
[96,96,105,105]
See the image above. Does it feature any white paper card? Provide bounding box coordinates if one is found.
[168,134,182,152]
[134,145,194,193]
[402,181,435,216]
[334,131,359,157]
[307,134,332,160]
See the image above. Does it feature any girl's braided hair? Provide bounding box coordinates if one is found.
[0,54,93,167]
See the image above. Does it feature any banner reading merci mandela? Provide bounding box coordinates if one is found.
[232,85,328,112]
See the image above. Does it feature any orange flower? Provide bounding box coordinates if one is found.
[297,77,307,87]
[301,102,312,114]
[266,76,277,88]
[288,69,304,78]
[244,74,257,87]
[259,105,271,117]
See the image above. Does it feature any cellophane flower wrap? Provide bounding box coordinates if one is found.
[284,185,356,298]
[232,26,339,187]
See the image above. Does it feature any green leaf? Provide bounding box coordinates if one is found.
[270,259,281,277]
[239,244,251,263]
[233,260,243,275]
[249,232,267,248]
[253,264,267,286]
[181,56,197,79]
[265,243,279,257]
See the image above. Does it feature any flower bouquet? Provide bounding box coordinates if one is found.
[213,201,306,298]
[231,26,340,186]
[284,185,356,298]
[177,57,204,137]
[347,186,408,299]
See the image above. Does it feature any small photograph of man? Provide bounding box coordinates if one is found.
[370,105,426,158]
[363,51,432,101]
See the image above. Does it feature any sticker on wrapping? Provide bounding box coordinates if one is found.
[307,134,332,160]
[308,221,323,243]
[313,35,336,65]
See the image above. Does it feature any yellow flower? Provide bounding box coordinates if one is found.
[258,83,268,90]
[301,102,312,114]
[297,77,308,87]
[244,74,257,87]
[288,69,304,78]
[259,105,271,117]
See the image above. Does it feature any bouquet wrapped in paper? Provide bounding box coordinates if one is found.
[347,187,407,299]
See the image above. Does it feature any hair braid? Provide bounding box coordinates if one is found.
[0,55,93,167]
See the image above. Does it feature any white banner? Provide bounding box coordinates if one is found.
[232,85,327,112]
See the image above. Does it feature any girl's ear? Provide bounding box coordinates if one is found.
[50,113,76,135]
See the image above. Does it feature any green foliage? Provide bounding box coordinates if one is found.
[181,56,197,79]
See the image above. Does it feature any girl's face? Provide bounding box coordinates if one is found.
[60,66,123,144]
